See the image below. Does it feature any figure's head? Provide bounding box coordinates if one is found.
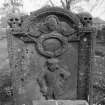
[45,15,59,30]
[46,58,59,72]
[46,15,59,24]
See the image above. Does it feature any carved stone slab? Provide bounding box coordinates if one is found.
[7,7,96,105]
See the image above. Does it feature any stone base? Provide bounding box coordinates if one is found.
[32,100,89,105]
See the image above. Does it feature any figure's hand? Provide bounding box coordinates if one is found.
[60,69,71,80]
[40,86,48,96]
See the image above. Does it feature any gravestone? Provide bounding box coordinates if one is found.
[92,37,105,105]
[6,7,96,105]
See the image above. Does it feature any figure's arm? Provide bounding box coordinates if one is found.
[58,66,71,80]
[37,72,48,95]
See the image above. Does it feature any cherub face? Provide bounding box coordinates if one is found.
[45,15,59,30]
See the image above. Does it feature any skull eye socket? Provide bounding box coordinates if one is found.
[10,18,13,21]
[84,17,87,20]
[89,17,92,20]
[15,18,19,21]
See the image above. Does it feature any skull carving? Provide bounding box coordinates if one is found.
[78,12,93,27]
[8,15,22,28]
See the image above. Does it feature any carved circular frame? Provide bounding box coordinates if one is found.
[36,32,68,58]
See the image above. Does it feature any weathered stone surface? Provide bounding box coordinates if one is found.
[33,100,89,105]
[7,7,95,105]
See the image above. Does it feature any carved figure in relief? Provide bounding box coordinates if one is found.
[38,15,76,37]
[45,15,59,31]
[37,58,70,100]
[39,15,58,34]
